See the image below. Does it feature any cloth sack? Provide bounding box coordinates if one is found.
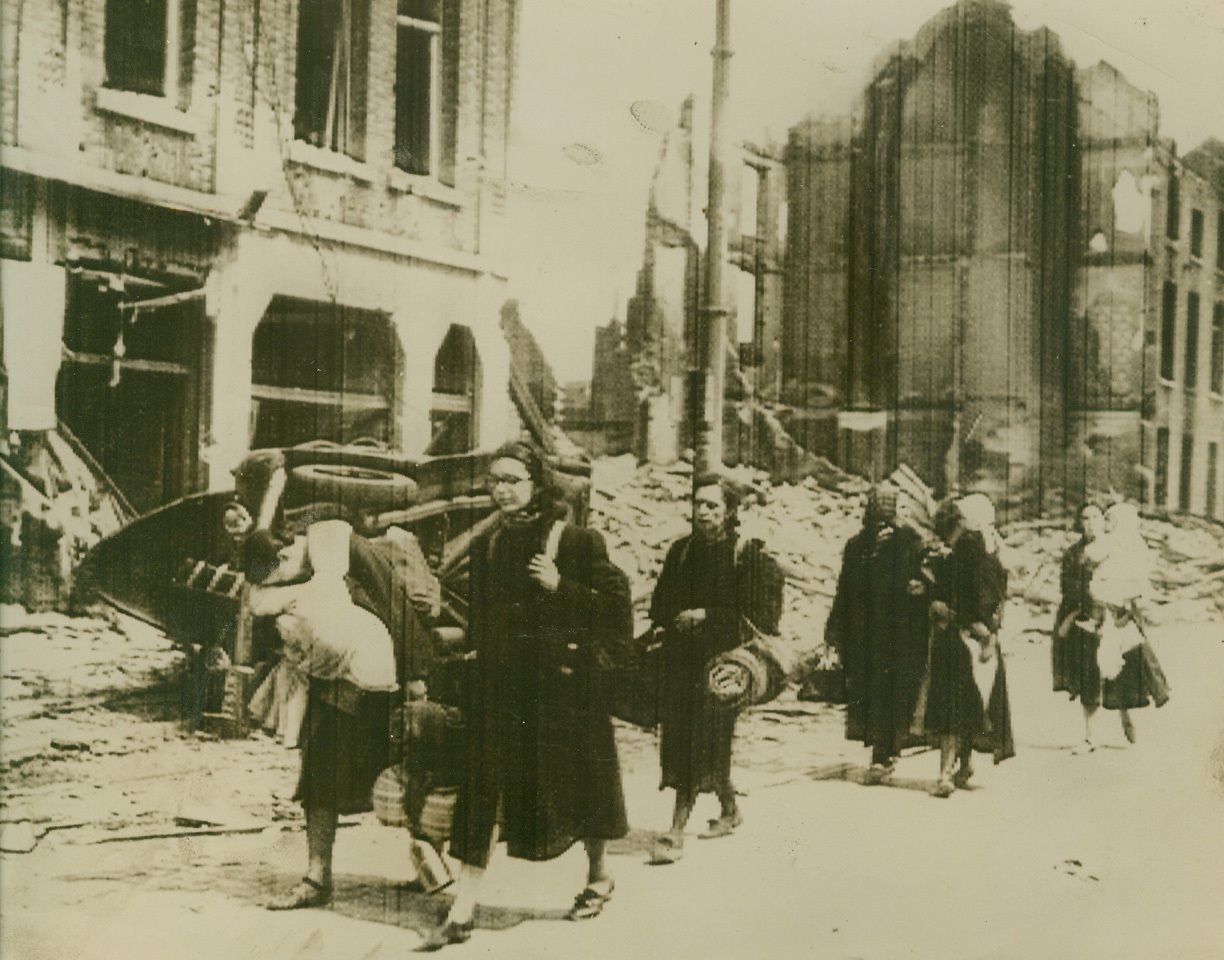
[250,520,398,692]
[1097,611,1144,680]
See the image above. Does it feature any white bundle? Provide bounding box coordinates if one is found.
[251,520,398,692]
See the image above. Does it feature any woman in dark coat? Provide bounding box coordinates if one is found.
[913,495,1014,798]
[826,483,931,784]
[1052,501,1109,753]
[421,441,631,951]
[648,474,783,864]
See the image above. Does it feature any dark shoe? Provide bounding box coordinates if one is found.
[266,876,332,910]
[932,779,955,799]
[414,920,473,952]
[952,762,974,789]
[699,812,743,839]
[648,835,684,865]
[566,879,614,920]
[1120,713,1137,744]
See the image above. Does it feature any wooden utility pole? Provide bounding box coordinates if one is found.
[694,0,732,476]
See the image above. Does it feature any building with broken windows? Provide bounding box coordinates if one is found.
[2,0,521,513]
[782,0,1224,520]
[609,96,787,465]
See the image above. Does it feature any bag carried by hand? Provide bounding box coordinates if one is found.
[1097,610,1144,681]
[603,627,666,729]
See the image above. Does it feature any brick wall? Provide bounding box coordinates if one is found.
[3,0,518,254]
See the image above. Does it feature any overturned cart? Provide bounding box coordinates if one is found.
[77,441,592,735]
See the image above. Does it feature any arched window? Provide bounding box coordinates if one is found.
[250,297,402,449]
[428,324,480,454]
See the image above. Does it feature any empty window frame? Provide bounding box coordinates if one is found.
[1190,208,1205,258]
[1208,443,1219,519]
[1160,280,1177,381]
[1165,172,1180,240]
[1185,291,1200,389]
[1155,427,1170,508]
[251,298,402,449]
[1218,212,1224,270]
[1212,302,1224,395]
[1179,433,1194,511]
[395,0,440,176]
[428,324,481,455]
[295,0,370,159]
[104,0,195,101]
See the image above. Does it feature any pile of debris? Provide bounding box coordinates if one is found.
[591,455,864,672]
[590,457,1224,683]
[1,429,134,612]
[1004,514,1224,625]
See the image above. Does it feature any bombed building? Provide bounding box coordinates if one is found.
[607,96,787,465]
[783,0,1224,520]
[2,0,522,516]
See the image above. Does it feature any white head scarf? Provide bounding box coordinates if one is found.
[1090,501,1151,607]
[956,493,1003,556]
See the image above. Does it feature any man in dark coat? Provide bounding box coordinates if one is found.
[421,441,630,951]
[825,483,931,783]
[647,474,783,865]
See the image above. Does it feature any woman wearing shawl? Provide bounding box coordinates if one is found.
[647,474,784,864]
[825,482,930,784]
[913,494,1014,798]
[252,520,438,911]
[1078,501,1170,750]
[419,441,631,951]
[1052,501,1112,753]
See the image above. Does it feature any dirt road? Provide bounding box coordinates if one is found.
[2,606,1222,960]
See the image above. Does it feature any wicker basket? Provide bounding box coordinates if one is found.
[417,787,458,845]
[371,766,410,827]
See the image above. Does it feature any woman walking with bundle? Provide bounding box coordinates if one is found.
[1077,500,1170,751]
[418,441,631,951]
[913,494,1014,798]
[1052,500,1110,753]
[826,482,931,784]
[648,474,783,864]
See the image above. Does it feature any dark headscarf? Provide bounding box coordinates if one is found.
[863,482,900,530]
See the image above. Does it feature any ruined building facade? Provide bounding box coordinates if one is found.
[2,0,521,511]
[609,97,787,464]
[783,0,1224,520]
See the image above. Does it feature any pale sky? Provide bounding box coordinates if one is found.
[502,0,1224,380]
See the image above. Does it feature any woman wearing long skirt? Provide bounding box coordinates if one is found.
[647,474,784,864]
[1080,501,1170,750]
[826,483,931,784]
[913,495,1014,798]
[1052,501,1110,753]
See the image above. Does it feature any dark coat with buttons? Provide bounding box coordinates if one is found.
[448,513,631,867]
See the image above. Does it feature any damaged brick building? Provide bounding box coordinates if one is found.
[783,0,1224,519]
[2,0,523,516]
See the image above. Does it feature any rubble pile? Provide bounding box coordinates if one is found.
[2,430,135,612]
[1003,515,1224,625]
[591,457,1224,678]
[0,607,185,769]
[591,456,864,671]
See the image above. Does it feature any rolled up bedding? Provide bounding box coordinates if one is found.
[706,635,789,709]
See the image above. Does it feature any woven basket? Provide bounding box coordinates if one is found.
[371,766,410,827]
[417,787,458,846]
